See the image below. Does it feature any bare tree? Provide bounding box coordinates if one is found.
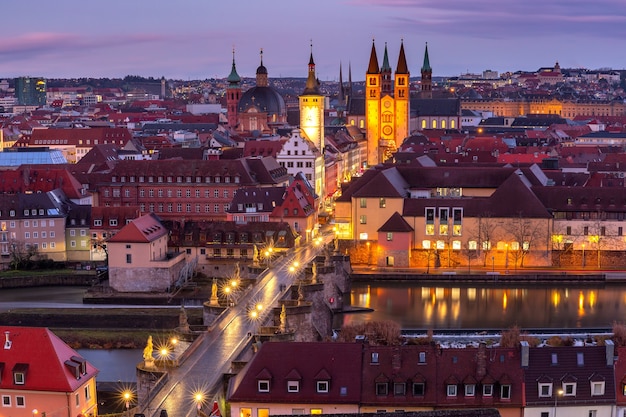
[501,213,546,268]
[466,212,500,267]
[572,216,618,269]
[8,240,39,270]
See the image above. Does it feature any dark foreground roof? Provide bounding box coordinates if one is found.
[272,411,500,417]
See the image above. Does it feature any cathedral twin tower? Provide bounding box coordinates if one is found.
[366,40,432,166]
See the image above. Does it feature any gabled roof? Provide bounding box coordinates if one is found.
[0,326,98,392]
[378,212,414,233]
[108,212,167,243]
[229,342,363,403]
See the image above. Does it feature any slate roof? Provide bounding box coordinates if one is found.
[410,98,461,117]
[0,326,98,392]
[532,186,626,213]
[524,345,615,406]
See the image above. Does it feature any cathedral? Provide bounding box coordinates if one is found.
[226,50,288,135]
[346,41,461,167]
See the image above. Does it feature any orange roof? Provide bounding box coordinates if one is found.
[108,213,168,243]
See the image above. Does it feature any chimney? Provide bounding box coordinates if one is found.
[606,340,615,366]
[476,342,487,378]
[520,341,529,368]
[4,331,12,349]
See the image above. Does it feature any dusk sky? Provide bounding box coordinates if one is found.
[1,0,625,81]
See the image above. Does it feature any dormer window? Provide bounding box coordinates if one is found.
[316,381,329,393]
[258,380,270,392]
[287,381,300,393]
[12,363,28,385]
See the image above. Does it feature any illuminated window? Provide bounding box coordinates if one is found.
[359,233,369,240]
[258,409,269,417]
[436,241,445,250]
[241,408,252,417]
[379,198,386,208]
[432,120,437,129]
[439,225,448,235]
[511,242,520,250]
[421,120,426,129]
[453,225,462,236]
[426,224,435,235]
[452,241,461,250]
[310,409,323,415]
[442,120,447,129]
[482,241,491,250]
[422,240,431,249]
[360,215,367,224]
[451,120,456,129]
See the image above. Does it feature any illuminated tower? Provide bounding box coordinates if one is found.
[393,40,410,149]
[420,42,432,99]
[365,41,410,166]
[299,44,325,152]
[365,40,381,167]
[226,48,242,128]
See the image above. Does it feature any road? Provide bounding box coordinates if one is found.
[141,234,333,417]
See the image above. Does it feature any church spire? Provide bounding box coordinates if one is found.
[367,39,379,74]
[381,42,391,72]
[421,42,431,72]
[303,41,320,95]
[227,47,241,85]
[256,48,268,87]
[396,39,408,74]
[381,42,392,95]
[339,61,345,104]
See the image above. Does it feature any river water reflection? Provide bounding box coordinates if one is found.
[338,282,626,330]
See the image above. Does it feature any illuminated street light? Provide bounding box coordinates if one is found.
[32,409,38,417]
[554,388,564,417]
[122,390,133,417]
[194,392,204,416]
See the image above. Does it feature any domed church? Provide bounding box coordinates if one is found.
[226,49,287,135]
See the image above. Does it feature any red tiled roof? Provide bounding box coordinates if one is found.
[108,213,167,243]
[0,326,98,392]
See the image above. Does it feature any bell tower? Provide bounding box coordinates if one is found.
[299,43,325,152]
[226,48,241,128]
[365,39,381,167]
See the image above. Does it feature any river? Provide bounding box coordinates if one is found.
[336,282,626,330]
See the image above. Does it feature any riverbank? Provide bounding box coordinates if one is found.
[350,265,626,283]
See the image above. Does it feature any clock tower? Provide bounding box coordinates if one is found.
[299,45,325,152]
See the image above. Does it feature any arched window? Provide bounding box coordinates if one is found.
[441,120,446,129]
[421,120,426,129]
[432,119,437,129]
[451,120,456,129]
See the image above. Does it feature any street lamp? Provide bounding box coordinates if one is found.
[122,390,132,417]
[194,392,204,416]
[554,388,563,417]
[32,409,38,417]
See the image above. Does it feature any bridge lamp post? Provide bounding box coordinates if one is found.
[194,392,204,416]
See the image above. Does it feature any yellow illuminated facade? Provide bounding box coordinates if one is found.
[365,41,410,166]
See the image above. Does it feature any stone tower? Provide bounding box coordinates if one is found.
[226,48,242,128]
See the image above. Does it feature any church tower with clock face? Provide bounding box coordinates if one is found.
[299,45,325,153]
[365,40,410,166]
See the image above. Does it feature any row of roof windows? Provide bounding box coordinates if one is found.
[32,139,124,145]
[111,175,241,184]
[0,209,60,218]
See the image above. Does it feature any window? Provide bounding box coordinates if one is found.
[465,384,475,396]
[85,384,91,400]
[386,232,393,241]
[376,382,388,396]
[2,396,10,406]
[360,215,367,224]
[447,384,457,397]
[500,384,511,399]
[287,381,300,393]
[316,381,329,393]
[292,409,304,415]
[588,411,597,417]
[394,382,406,396]
[258,380,270,392]
[241,408,251,417]
[419,352,426,363]
[379,198,386,208]
[539,383,552,397]
[360,198,367,208]
[16,396,25,407]
[110,219,118,227]
[258,409,269,417]
[126,254,132,264]
[483,384,493,397]
[591,381,604,396]
[563,382,576,396]
[540,413,549,417]
[310,409,322,415]
[371,352,379,363]
[413,383,425,396]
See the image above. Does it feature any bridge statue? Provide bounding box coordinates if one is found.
[143,335,155,368]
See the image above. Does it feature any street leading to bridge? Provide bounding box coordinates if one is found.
[140,233,334,417]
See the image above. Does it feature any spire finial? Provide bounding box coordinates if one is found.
[260,48,263,65]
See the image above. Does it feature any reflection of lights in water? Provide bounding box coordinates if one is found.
[435,287,444,299]
[589,291,596,308]
[424,303,433,322]
[552,290,560,308]
[578,291,585,317]
[502,292,507,310]
[437,303,447,320]
[421,287,430,300]
[467,288,476,301]
[451,288,460,301]
[452,301,460,321]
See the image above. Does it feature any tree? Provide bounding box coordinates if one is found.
[466,212,500,267]
[8,240,39,270]
[501,213,546,268]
